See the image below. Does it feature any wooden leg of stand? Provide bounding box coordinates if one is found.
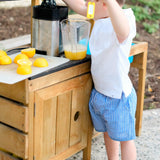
[136,68,145,136]
[83,118,93,160]
[135,51,147,136]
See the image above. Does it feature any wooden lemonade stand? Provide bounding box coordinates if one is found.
[0,0,148,160]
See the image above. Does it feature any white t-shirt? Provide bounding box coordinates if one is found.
[89,8,136,99]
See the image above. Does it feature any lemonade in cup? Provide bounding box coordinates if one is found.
[61,19,91,60]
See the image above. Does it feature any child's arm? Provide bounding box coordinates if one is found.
[62,0,87,17]
[101,0,130,43]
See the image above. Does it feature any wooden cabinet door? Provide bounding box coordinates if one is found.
[34,73,92,160]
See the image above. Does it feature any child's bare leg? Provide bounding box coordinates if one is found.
[121,140,136,160]
[104,132,120,160]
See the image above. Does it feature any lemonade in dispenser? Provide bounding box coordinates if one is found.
[61,19,91,60]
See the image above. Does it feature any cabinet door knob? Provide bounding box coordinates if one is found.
[74,111,80,121]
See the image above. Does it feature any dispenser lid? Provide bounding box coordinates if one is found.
[33,5,68,21]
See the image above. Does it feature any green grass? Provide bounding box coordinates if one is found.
[124,0,160,34]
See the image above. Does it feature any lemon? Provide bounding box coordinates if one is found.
[0,55,12,65]
[0,50,7,57]
[21,48,36,58]
[17,65,32,75]
[17,59,32,75]
[33,58,48,67]
[14,53,29,64]
[17,59,32,67]
[16,59,32,75]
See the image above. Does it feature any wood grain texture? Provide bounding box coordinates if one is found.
[28,61,91,92]
[0,80,27,104]
[34,73,92,160]
[0,97,28,132]
[0,124,28,159]
[0,150,19,160]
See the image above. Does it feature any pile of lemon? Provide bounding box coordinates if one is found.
[0,48,49,75]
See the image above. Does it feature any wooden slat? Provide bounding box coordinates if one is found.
[0,124,28,159]
[28,91,34,160]
[34,94,57,160]
[69,88,83,146]
[28,61,91,92]
[0,97,28,132]
[34,93,60,160]
[51,142,85,160]
[34,93,44,160]
[0,150,19,160]
[33,73,91,100]
[0,80,28,104]
[56,92,72,154]
[42,98,57,159]
[0,35,30,50]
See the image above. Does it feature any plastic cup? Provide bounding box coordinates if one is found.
[61,19,91,60]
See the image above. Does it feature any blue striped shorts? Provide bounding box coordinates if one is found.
[89,88,137,141]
